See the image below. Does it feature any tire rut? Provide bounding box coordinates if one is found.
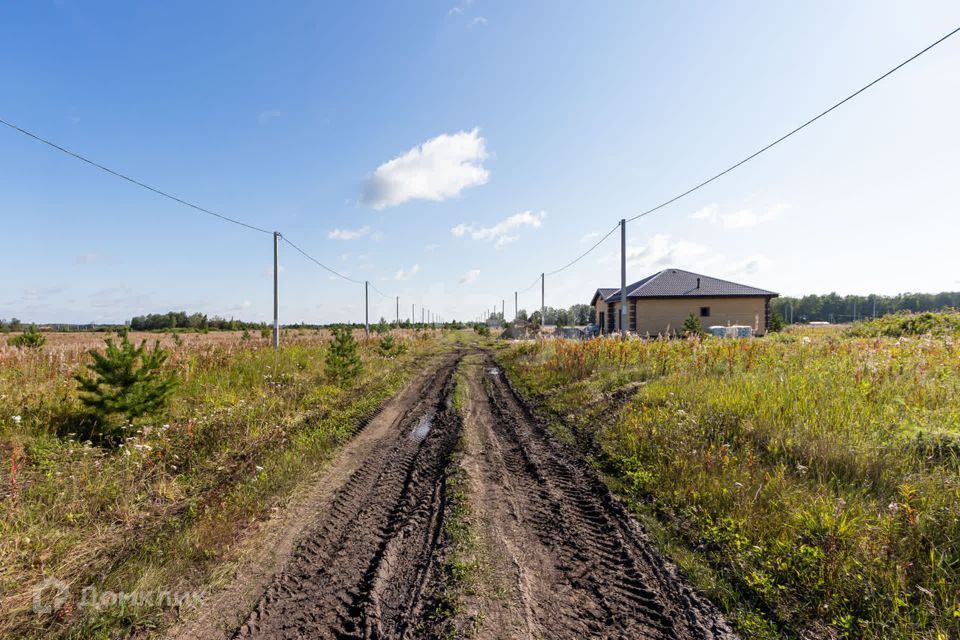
[480,355,736,640]
[232,355,463,639]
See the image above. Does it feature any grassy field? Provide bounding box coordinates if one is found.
[0,329,445,638]
[500,320,960,639]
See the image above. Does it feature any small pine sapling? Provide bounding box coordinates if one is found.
[326,326,363,386]
[682,313,704,337]
[73,330,178,444]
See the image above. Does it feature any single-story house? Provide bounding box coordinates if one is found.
[590,268,778,336]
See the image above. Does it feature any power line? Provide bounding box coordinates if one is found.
[544,222,620,277]
[625,25,960,223]
[0,117,274,235]
[368,281,390,299]
[281,236,364,285]
[518,274,541,294]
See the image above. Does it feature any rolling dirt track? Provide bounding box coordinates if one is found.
[221,349,734,639]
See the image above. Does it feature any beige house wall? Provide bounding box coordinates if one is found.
[595,296,768,335]
[636,297,767,336]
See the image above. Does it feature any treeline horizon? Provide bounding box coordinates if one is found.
[2,291,959,331]
[771,291,960,323]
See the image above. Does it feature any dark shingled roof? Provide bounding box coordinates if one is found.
[597,269,777,302]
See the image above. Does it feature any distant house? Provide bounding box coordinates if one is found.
[590,268,778,337]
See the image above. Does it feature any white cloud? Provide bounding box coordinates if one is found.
[719,208,780,229]
[600,234,709,271]
[361,129,490,209]
[73,253,100,265]
[467,16,488,28]
[450,210,546,249]
[448,0,473,15]
[580,231,603,243]
[689,203,782,228]
[690,204,719,223]
[258,109,282,124]
[424,243,441,252]
[459,269,480,284]
[328,226,370,240]
[394,264,420,281]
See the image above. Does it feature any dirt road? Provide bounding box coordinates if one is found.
[187,348,733,639]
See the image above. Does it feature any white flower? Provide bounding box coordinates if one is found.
[255,465,264,472]
[11,415,21,425]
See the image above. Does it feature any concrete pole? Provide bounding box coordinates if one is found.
[515,291,518,321]
[364,281,370,337]
[411,303,414,325]
[273,231,280,349]
[502,299,505,320]
[396,296,399,326]
[620,219,627,339]
[540,273,545,329]
[421,308,424,324]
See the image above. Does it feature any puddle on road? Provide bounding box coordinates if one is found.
[410,415,434,442]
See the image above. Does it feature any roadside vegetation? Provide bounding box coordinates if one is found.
[845,309,960,338]
[426,360,481,638]
[500,323,960,639]
[0,328,445,638]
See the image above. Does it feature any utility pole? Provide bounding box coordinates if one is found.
[421,308,424,325]
[396,296,399,326]
[514,291,518,321]
[620,219,627,339]
[364,281,370,337]
[273,231,280,349]
[541,273,545,330]
[411,303,415,325]
[502,299,505,320]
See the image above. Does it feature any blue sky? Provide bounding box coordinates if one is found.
[2,1,959,324]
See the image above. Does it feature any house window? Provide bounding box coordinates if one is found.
[700,306,711,318]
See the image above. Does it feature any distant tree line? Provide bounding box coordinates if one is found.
[129,312,266,331]
[516,304,596,327]
[772,291,960,323]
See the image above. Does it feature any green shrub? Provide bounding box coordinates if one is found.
[73,331,178,444]
[768,310,785,332]
[378,334,406,358]
[845,310,960,338]
[7,324,46,349]
[325,326,362,386]
[681,313,704,337]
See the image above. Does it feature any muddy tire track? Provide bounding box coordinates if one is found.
[471,355,736,639]
[232,355,463,639]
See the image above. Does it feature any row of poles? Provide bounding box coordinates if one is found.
[271,231,446,348]
[271,219,631,349]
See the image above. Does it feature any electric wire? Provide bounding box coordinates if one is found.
[0,117,274,235]
[544,222,620,276]
[281,236,364,285]
[624,25,960,223]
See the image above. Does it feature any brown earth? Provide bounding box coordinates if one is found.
[171,348,734,639]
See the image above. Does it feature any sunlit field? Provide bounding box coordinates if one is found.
[0,329,442,637]
[501,321,960,639]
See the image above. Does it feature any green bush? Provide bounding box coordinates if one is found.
[768,310,785,332]
[378,334,406,358]
[681,313,704,337]
[73,331,178,444]
[7,324,46,349]
[845,310,960,338]
[325,326,362,386]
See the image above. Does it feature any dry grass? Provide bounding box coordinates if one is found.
[0,329,446,638]
[501,331,960,639]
